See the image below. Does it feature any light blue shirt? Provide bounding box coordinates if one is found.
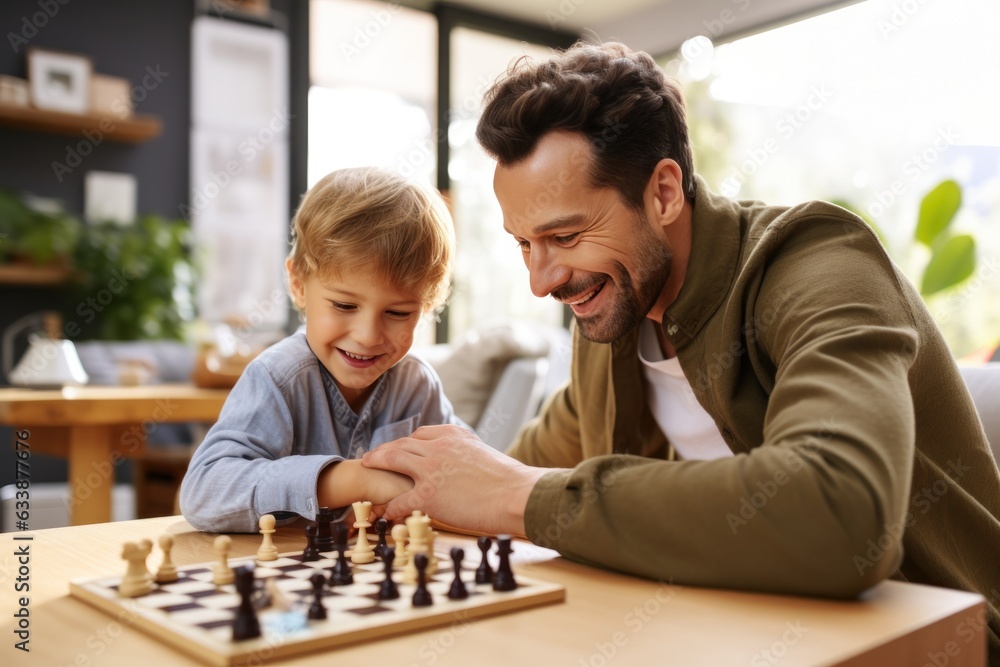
[180,332,464,532]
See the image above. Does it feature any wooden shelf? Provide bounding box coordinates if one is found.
[0,262,76,286]
[0,102,162,143]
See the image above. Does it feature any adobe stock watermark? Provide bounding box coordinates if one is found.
[876,0,932,39]
[403,611,471,667]
[51,65,170,182]
[932,254,1000,325]
[340,1,402,63]
[918,598,995,667]
[721,84,834,197]
[534,456,632,549]
[7,0,71,53]
[863,127,959,219]
[578,580,682,667]
[180,107,293,221]
[725,418,839,535]
[750,620,810,666]
[853,458,970,575]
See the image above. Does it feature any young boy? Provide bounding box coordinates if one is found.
[180,167,462,533]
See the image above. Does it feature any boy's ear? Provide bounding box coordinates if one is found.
[285,258,306,310]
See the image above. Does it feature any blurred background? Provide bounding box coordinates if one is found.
[0,0,997,526]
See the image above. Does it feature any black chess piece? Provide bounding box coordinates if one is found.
[329,523,353,586]
[375,518,389,557]
[315,507,335,552]
[412,553,432,607]
[302,522,321,562]
[475,536,493,584]
[307,572,327,620]
[447,547,468,600]
[232,565,261,641]
[492,535,517,591]
[377,546,399,600]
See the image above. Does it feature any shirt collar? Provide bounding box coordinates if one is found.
[660,175,743,349]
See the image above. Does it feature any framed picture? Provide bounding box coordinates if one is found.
[27,48,92,114]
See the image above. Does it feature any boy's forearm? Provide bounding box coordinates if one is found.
[317,459,364,508]
[317,459,413,510]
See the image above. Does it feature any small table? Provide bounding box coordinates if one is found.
[0,385,228,525]
[0,517,988,666]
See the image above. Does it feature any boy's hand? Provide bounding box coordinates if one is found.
[317,459,414,513]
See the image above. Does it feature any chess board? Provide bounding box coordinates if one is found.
[69,544,565,666]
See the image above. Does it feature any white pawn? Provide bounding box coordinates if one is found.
[212,535,234,585]
[155,534,178,583]
[350,501,375,564]
[119,538,153,597]
[257,514,278,561]
[391,524,409,567]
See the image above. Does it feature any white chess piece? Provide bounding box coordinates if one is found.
[403,511,430,584]
[155,534,178,583]
[212,535,234,585]
[119,538,153,597]
[257,514,278,561]
[350,501,375,564]
[391,524,409,567]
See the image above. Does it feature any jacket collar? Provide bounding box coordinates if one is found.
[660,175,743,350]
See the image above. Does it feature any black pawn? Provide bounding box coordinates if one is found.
[315,507,335,552]
[475,536,493,584]
[378,546,399,600]
[447,547,468,600]
[329,523,353,586]
[302,522,320,561]
[375,518,389,557]
[493,535,517,591]
[412,553,432,607]
[232,565,261,641]
[307,572,327,620]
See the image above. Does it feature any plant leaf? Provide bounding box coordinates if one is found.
[921,233,976,297]
[915,180,962,247]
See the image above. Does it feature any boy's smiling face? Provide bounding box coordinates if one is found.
[286,260,424,411]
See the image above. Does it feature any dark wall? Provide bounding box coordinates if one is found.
[0,0,193,216]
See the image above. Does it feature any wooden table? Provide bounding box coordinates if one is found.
[0,385,228,525]
[0,517,987,666]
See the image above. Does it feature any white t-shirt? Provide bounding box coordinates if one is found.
[638,321,734,461]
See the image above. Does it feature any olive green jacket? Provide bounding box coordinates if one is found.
[507,177,1000,661]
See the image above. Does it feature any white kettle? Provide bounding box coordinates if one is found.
[2,312,89,388]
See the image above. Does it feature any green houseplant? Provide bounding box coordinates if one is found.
[70,215,196,341]
[833,179,976,299]
[0,189,81,265]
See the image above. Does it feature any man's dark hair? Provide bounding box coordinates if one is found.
[475,41,695,209]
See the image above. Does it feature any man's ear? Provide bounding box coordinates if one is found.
[645,159,686,227]
[285,258,307,310]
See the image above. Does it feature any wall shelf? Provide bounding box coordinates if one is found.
[0,263,76,286]
[0,103,162,143]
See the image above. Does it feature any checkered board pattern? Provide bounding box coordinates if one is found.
[69,545,565,666]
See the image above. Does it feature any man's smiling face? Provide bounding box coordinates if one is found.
[495,131,673,344]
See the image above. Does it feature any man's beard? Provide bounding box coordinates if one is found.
[567,221,672,344]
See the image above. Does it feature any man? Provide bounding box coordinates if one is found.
[363,42,1000,660]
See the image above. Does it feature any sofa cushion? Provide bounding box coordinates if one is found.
[432,324,549,427]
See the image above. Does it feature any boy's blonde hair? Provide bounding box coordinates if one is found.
[288,167,455,311]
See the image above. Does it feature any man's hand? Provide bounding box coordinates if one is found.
[362,425,550,537]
